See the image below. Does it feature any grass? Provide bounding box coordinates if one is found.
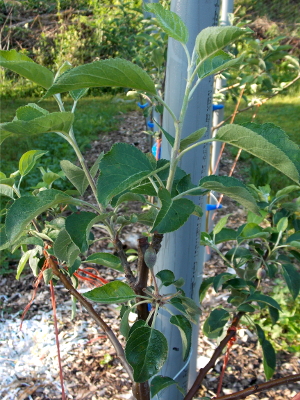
[224,93,300,144]
[0,94,138,191]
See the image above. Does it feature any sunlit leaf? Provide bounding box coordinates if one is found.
[83,281,136,303]
[84,252,123,272]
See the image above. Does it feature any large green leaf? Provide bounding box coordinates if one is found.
[199,175,260,214]
[144,3,188,44]
[125,326,168,382]
[44,58,156,98]
[60,160,89,195]
[281,263,300,299]
[0,49,54,89]
[0,112,74,145]
[203,308,230,339]
[151,188,195,233]
[84,252,123,272]
[19,150,48,177]
[97,143,156,206]
[244,292,281,311]
[16,103,49,121]
[150,376,184,398]
[53,228,80,268]
[197,51,244,79]
[65,211,98,253]
[215,124,300,183]
[196,26,247,61]
[83,281,136,303]
[170,315,192,361]
[5,189,79,243]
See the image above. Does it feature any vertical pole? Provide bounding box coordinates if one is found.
[153,1,220,399]
[208,0,234,233]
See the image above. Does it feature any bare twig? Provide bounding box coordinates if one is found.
[49,256,134,381]
[134,237,150,321]
[212,373,300,400]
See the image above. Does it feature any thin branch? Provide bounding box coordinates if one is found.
[212,373,300,400]
[212,73,300,132]
[49,257,134,381]
[184,313,244,400]
[134,237,150,321]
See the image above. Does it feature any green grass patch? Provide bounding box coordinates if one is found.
[0,95,138,191]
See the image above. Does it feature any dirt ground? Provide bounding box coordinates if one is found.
[0,111,299,400]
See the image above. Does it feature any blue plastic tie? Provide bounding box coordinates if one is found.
[206,204,223,211]
[147,303,152,312]
[213,104,224,111]
[147,121,155,129]
[152,142,161,159]
[137,102,149,109]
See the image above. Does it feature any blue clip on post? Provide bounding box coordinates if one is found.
[212,104,224,111]
[152,142,161,159]
[137,102,149,109]
[147,121,155,129]
[206,204,223,211]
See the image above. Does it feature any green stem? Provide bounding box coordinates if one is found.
[153,95,177,123]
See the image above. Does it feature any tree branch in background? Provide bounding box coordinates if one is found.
[212,373,300,400]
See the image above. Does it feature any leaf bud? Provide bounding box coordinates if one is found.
[144,245,157,269]
[256,267,267,280]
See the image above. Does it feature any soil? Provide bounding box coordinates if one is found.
[0,111,299,400]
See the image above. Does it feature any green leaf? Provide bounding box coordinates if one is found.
[275,185,300,198]
[196,26,247,61]
[199,276,214,303]
[276,217,288,233]
[177,295,202,324]
[83,281,136,303]
[214,228,238,244]
[200,175,260,214]
[239,223,268,239]
[156,269,175,286]
[65,212,97,253]
[268,306,279,325]
[0,112,74,145]
[125,326,168,382]
[18,150,48,177]
[180,128,207,151]
[53,229,80,268]
[128,320,147,337]
[215,123,300,184]
[213,214,231,235]
[43,268,53,285]
[151,188,195,233]
[44,58,156,98]
[244,292,281,311]
[203,308,230,338]
[16,103,49,121]
[0,49,54,89]
[0,184,14,199]
[60,160,89,195]
[256,324,276,380]
[170,315,192,361]
[197,50,243,79]
[5,189,79,243]
[97,143,156,206]
[70,88,89,101]
[281,263,300,299]
[120,307,131,339]
[237,303,255,312]
[262,339,276,380]
[16,250,32,280]
[213,273,233,292]
[144,3,188,44]
[115,192,146,207]
[154,120,174,147]
[150,376,185,397]
[84,253,123,272]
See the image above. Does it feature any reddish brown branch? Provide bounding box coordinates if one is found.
[212,373,300,400]
[49,257,134,381]
[184,313,244,400]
